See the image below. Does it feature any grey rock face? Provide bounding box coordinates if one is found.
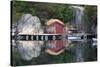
[17,14,43,34]
[15,14,44,60]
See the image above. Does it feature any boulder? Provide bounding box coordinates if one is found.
[15,14,44,60]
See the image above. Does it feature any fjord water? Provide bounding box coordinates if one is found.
[11,6,97,66]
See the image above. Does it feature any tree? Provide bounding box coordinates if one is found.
[54,5,73,23]
[83,6,97,33]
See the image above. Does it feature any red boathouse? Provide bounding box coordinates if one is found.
[45,19,66,55]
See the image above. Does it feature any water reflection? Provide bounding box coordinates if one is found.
[12,14,44,60]
[16,41,43,60]
[11,14,97,65]
[12,39,97,63]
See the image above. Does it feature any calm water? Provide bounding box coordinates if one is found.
[11,39,97,66]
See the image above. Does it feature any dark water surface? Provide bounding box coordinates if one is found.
[11,40,97,66]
